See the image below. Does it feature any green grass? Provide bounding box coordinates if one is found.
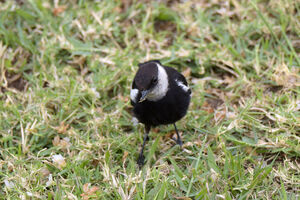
[0,0,299,199]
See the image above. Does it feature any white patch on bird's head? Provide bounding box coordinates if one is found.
[146,63,169,101]
[130,88,139,103]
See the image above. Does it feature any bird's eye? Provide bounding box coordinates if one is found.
[152,77,158,84]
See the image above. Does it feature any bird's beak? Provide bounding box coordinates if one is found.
[139,90,149,103]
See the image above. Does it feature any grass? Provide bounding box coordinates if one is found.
[0,0,299,199]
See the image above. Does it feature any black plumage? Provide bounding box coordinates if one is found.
[130,60,191,167]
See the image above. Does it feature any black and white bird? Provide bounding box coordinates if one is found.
[130,60,191,167]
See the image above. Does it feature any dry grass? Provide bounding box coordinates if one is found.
[0,0,299,199]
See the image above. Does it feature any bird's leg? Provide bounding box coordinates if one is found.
[137,125,150,168]
[172,123,183,147]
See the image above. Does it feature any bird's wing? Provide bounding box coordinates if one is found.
[170,68,191,95]
[176,72,188,86]
[176,75,191,94]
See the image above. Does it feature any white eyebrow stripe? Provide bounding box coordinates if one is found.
[175,79,190,92]
[130,88,139,103]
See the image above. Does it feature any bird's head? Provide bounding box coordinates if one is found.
[134,60,160,102]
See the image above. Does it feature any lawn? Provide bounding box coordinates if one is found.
[0,0,299,199]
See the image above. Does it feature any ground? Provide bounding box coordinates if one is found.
[0,0,299,199]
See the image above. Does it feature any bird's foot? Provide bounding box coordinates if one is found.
[137,154,145,169]
[171,137,183,148]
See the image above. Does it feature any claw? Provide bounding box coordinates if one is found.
[171,137,183,147]
[173,123,183,148]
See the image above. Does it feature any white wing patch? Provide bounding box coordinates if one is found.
[176,79,190,93]
[130,88,139,103]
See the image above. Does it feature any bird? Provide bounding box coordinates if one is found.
[130,60,191,167]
